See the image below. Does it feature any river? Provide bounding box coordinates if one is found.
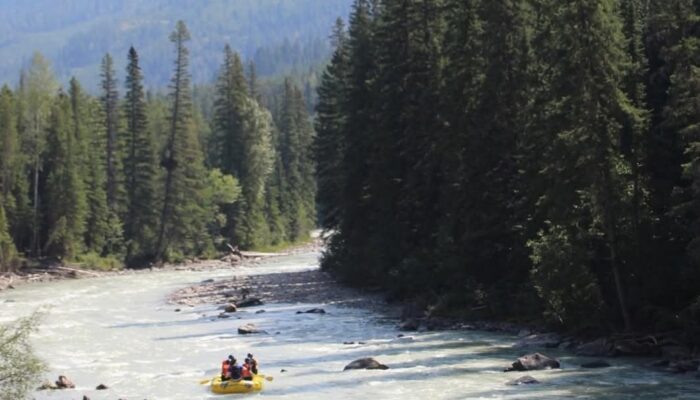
[1,250,699,399]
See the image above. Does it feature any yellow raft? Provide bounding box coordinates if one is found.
[210,375,264,394]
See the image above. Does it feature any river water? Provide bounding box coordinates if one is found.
[1,250,699,399]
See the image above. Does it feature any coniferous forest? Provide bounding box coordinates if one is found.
[315,0,700,338]
[0,21,316,268]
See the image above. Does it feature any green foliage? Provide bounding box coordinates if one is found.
[529,225,605,329]
[72,252,123,271]
[0,312,46,400]
[0,199,17,271]
[44,92,88,258]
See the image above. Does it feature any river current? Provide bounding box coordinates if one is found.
[1,251,699,399]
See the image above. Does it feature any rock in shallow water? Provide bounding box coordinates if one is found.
[505,353,560,372]
[506,375,540,385]
[238,323,267,334]
[237,298,263,308]
[95,383,108,390]
[343,358,389,371]
[296,308,326,314]
[55,375,75,389]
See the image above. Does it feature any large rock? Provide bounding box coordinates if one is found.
[237,298,263,308]
[505,353,560,372]
[343,358,389,371]
[613,339,654,357]
[506,375,540,386]
[224,303,238,313]
[96,383,108,390]
[514,333,562,349]
[576,338,613,357]
[296,308,326,314]
[55,375,75,389]
[238,323,267,335]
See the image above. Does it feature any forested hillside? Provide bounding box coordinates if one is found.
[0,0,352,88]
[0,21,316,268]
[316,0,700,338]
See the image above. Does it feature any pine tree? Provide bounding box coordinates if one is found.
[667,0,700,262]
[321,0,380,283]
[528,0,643,330]
[123,46,159,262]
[315,18,348,231]
[213,45,275,248]
[365,0,445,294]
[43,92,88,258]
[0,86,19,226]
[156,21,210,260]
[68,78,109,254]
[100,53,123,212]
[279,80,315,242]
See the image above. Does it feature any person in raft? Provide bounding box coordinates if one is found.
[247,353,259,374]
[228,355,243,381]
[242,358,253,381]
[220,357,231,381]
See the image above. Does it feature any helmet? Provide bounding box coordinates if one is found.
[247,353,253,358]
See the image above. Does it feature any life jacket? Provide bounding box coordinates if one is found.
[221,361,230,378]
[242,363,252,379]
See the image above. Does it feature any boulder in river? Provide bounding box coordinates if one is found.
[581,360,611,369]
[96,383,108,390]
[55,375,75,389]
[505,353,560,372]
[237,298,263,308]
[224,303,238,313]
[576,338,613,357]
[506,375,540,386]
[37,381,58,390]
[238,323,267,334]
[343,358,389,371]
[514,333,562,349]
[296,308,326,314]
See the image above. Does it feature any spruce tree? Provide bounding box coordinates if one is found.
[528,0,643,330]
[100,54,123,212]
[70,82,110,255]
[43,92,88,258]
[156,21,210,259]
[315,18,348,231]
[123,46,158,262]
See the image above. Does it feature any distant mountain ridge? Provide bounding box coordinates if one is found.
[0,0,353,90]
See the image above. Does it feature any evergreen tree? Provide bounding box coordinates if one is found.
[279,80,316,242]
[100,53,124,213]
[123,46,158,262]
[43,92,88,258]
[156,21,210,260]
[321,0,380,283]
[528,0,644,330]
[315,18,348,231]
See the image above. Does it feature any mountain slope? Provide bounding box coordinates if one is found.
[0,0,353,89]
